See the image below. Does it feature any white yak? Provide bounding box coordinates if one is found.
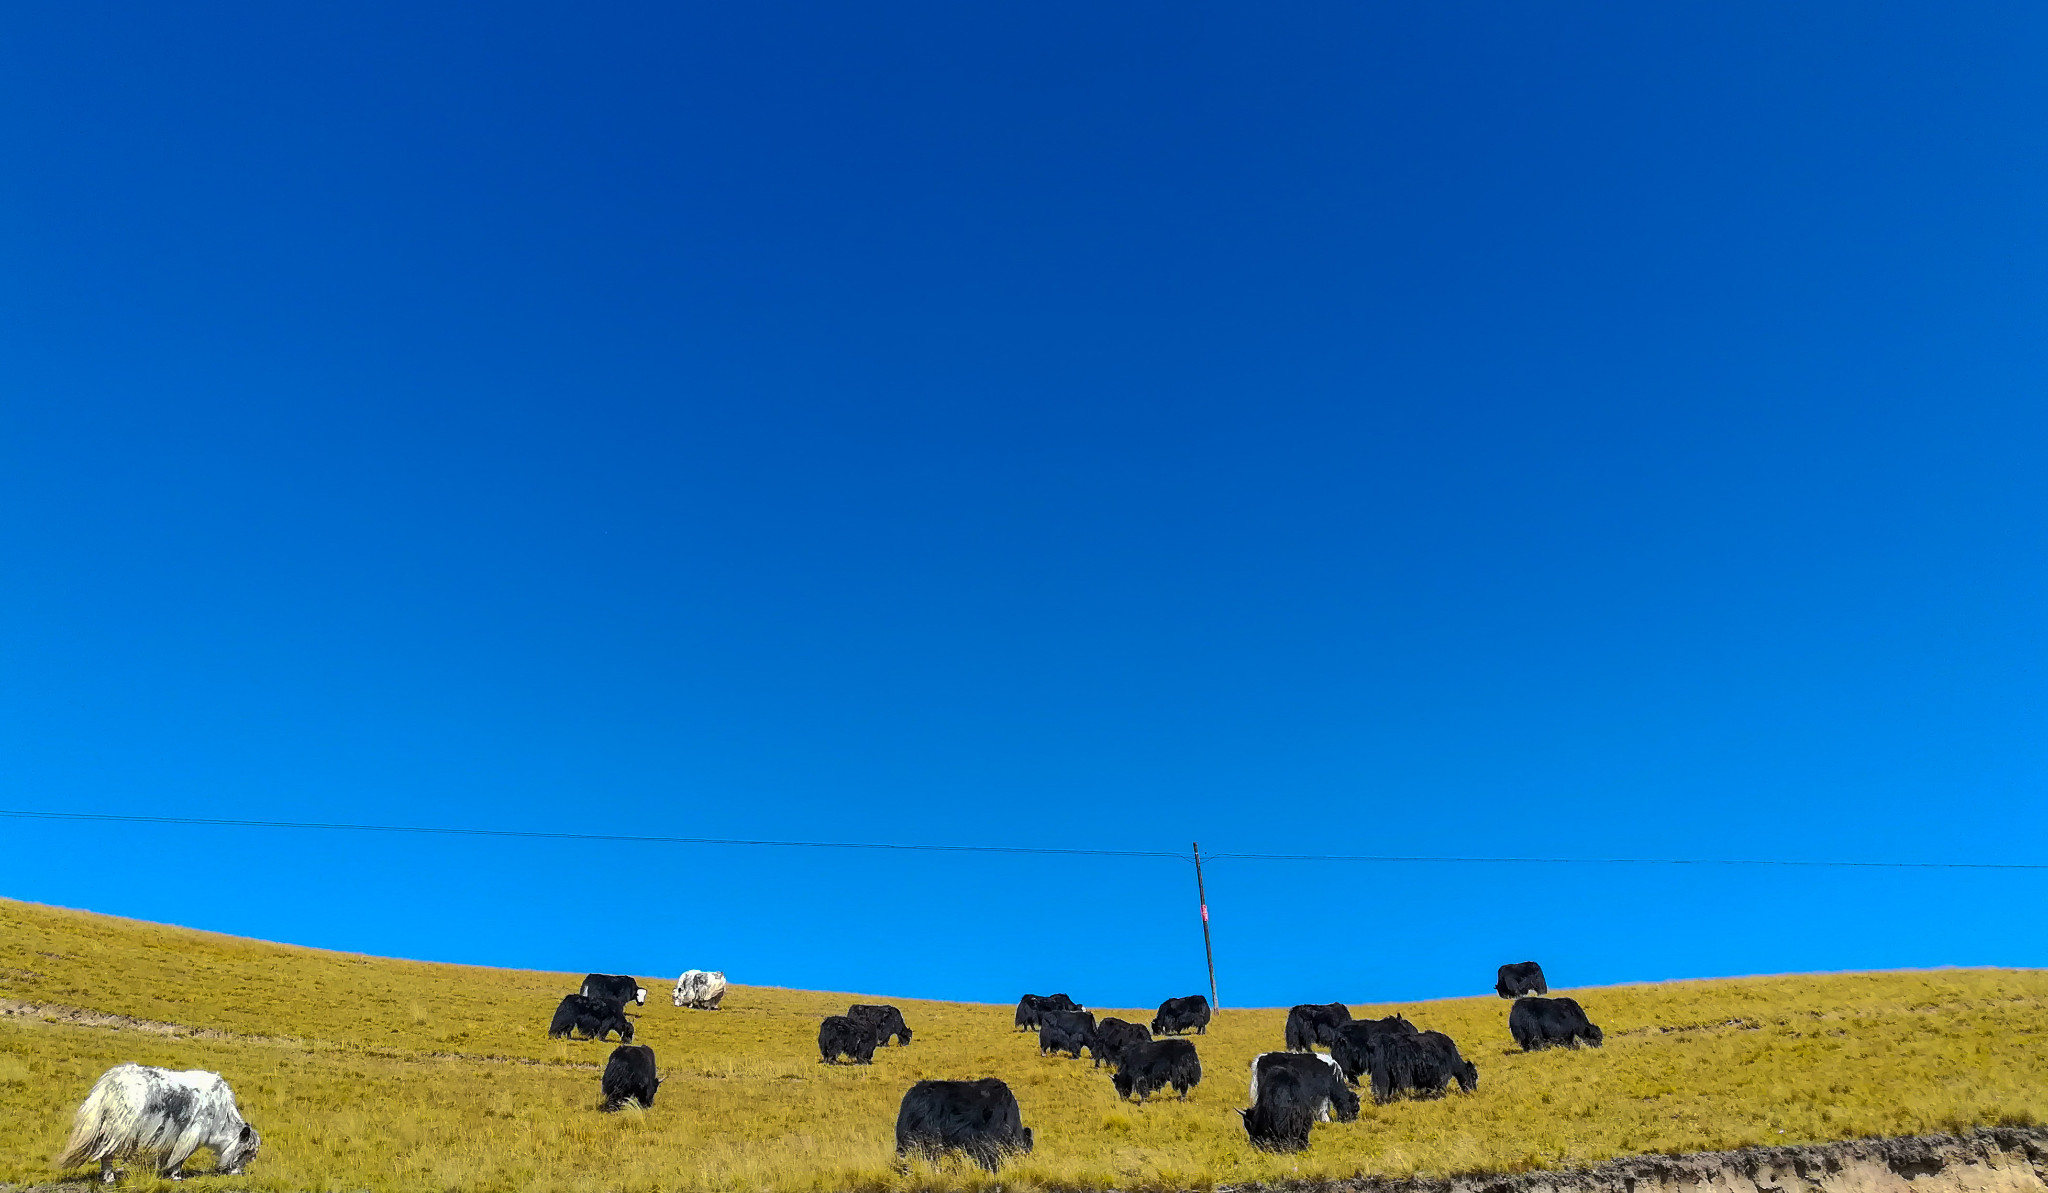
[57,1063,260,1183]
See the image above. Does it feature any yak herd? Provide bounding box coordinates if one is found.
[55,958,1609,1180]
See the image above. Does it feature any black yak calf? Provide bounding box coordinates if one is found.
[1151,994,1211,1036]
[1238,1065,1315,1153]
[1250,1051,1359,1123]
[1509,996,1603,1050]
[1113,1038,1201,1102]
[1013,993,1081,1030]
[1037,1009,1097,1059]
[1091,1017,1152,1069]
[1495,961,1547,999]
[848,1003,913,1047]
[1365,1029,1477,1103]
[819,1014,878,1064]
[601,1044,660,1111]
[895,1078,1034,1173]
[1329,1014,1415,1085]
[549,994,634,1043]
[1284,1002,1352,1052]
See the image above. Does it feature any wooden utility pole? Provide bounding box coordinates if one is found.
[1193,841,1219,1009]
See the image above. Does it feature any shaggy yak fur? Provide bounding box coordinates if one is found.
[1249,1051,1359,1123]
[895,1078,1034,1173]
[549,994,635,1043]
[1495,961,1548,998]
[1151,994,1211,1036]
[58,1064,261,1183]
[1365,1029,1479,1103]
[1036,1009,1097,1059]
[818,1014,878,1064]
[1238,1064,1316,1153]
[1284,1001,1353,1052]
[1112,1038,1202,1102]
[1330,1014,1417,1085]
[847,1003,913,1046]
[601,1044,661,1111]
[1090,1017,1152,1069]
[581,974,647,1006]
[1510,996,1604,1051]
[671,969,727,1009]
[1012,993,1080,1030]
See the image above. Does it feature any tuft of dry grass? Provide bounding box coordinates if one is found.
[2,896,2046,1192]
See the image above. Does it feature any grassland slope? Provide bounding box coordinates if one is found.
[1,898,2043,1192]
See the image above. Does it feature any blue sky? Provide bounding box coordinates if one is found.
[2,2,2044,1008]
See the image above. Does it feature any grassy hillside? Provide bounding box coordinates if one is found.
[1,897,2043,1193]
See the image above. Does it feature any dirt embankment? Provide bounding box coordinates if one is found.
[4,1128,2043,1193]
[1265,1129,2048,1193]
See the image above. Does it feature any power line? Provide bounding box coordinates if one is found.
[2,808,2041,871]
[0,809,1190,861]
[1202,850,2048,871]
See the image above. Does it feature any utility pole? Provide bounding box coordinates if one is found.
[1193,841,1219,1009]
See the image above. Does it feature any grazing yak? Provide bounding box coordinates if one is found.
[672,969,728,1009]
[58,1064,261,1183]
[601,1044,661,1111]
[550,994,635,1043]
[582,974,647,1007]
[1329,1015,1416,1085]
[1151,994,1211,1036]
[1250,1051,1358,1123]
[1238,1064,1316,1153]
[819,1014,878,1064]
[1091,1017,1152,1069]
[1495,961,1548,999]
[848,1003,913,1047]
[1364,1029,1478,1103]
[1510,996,1604,1051]
[1112,1038,1202,1102]
[1012,993,1081,1031]
[895,1078,1033,1173]
[1037,1009,1097,1059]
[1284,1002,1352,1052]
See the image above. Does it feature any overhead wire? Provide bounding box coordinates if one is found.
[2,808,2041,870]
[0,808,1189,860]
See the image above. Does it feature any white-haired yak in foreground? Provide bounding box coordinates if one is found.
[58,1063,260,1183]
[673,969,727,1009]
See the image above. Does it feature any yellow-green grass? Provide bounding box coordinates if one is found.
[2,897,2044,1193]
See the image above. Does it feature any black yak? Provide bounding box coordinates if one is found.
[1151,994,1211,1036]
[581,974,647,1006]
[550,994,634,1043]
[1091,1017,1152,1069]
[1037,1009,1097,1059]
[1329,1014,1415,1085]
[1112,1038,1202,1102]
[819,1014,878,1064]
[1365,1029,1477,1103]
[895,1078,1033,1173]
[1284,1002,1352,1051]
[848,1003,913,1046]
[1013,993,1081,1030]
[601,1044,661,1111]
[1509,996,1603,1050]
[1238,1064,1315,1153]
[1495,961,1548,998]
[1250,1050,1359,1122]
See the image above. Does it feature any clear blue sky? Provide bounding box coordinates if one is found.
[2,2,2044,1008]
